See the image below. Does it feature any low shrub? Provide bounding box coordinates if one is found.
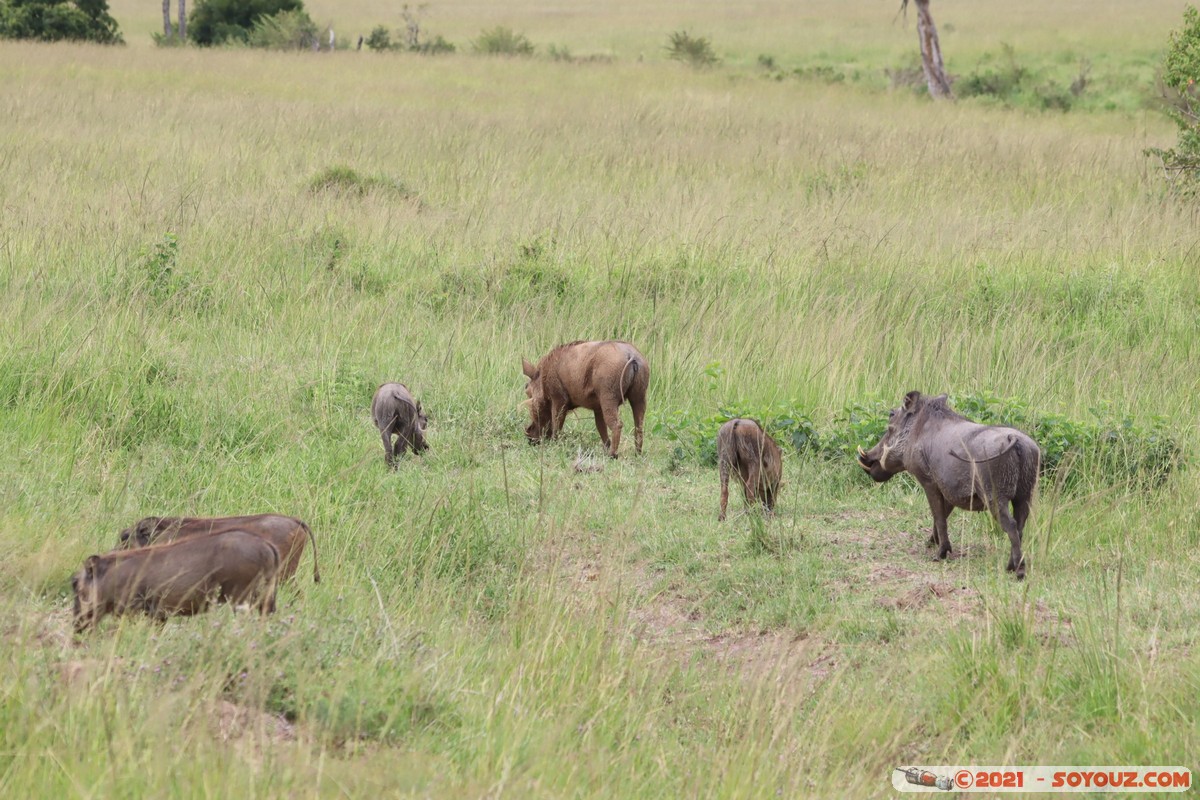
[666,30,718,68]
[247,9,318,51]
[472,26,534,56]
[307,166,413,199]
[653,387,1181,492]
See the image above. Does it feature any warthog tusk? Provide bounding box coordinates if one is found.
[857,446,867,459]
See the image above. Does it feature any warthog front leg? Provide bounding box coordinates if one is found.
[602,404,623,458]
[922,486,953,560]
[593,409,610,450]
[550,402,569,439]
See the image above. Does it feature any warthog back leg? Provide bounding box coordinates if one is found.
[922,486,953,560]
[602,404,623,458]
[593,409,610,450]
[996,503,1026,579]
[1013,494,1031,538]
[381,428,397,468]
[743,462,761,507]
[630,393,646,455]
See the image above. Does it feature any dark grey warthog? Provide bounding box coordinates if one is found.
[371,383,428,467]
[717,419,783,521]
[856,391,1040,579]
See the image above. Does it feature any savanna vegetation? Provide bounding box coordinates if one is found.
[1,0,1197,796]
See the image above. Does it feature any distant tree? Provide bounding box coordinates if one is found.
[0,0,123,43]
[899,0,952,99]
[186,0,301,46]
[1147,5,1200,195]
[162,0,170,38]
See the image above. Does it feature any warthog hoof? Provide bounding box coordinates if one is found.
[1007,555,1027,579]
[936,543,952,560]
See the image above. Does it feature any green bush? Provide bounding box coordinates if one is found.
[666,30,718,68]
[0,0,122,44]
[364,24,391,51]
[1146,5,1200,195]
[187,0,303,46]
[472,26,534,56]
[247,9,317,51]
[653,386,1182,492]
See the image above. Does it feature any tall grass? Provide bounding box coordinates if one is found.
[1,4,1198,795]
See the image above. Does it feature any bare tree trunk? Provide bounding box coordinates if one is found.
[907,0,953,99]
[162,0,172,38]
[178,0,187,42]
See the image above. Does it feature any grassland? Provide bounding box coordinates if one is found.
[1,1,1198,797]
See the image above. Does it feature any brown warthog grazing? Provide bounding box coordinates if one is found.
[856,391,1040,579]
[72,530,281,633]
[371,382,429,467]
[521,340,649,458]
[717,419,783,521]
[118,514,319,583]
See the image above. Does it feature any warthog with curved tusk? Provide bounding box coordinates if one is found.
[856,391,1040,579]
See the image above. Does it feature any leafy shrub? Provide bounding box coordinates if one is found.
[792,65,845,84]
[547,44,573,62]
[308,166,413,199]
[653,384,1182,492]
[364,24,391,51]
[666,30,718,68]
[187,0,302,46]
[413,33,454,54]
[247,9,317,50]
[472,26,534,56]
[956,43,1077,111]
[1146,5,1200,195]
[0,0,122,44]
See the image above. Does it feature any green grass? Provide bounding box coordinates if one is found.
[1,2,1199,796]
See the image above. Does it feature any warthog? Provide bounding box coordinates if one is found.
[72,530,281,633]
[371,382,428,467]
[522,340,649,458]
[717,419,783,521]
[118,514,319,583]
[856,391,1040,578]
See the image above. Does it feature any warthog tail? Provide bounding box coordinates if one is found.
[300,521,321,583]
[948,434,1017,464]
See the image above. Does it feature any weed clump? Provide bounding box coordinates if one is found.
[654,389,1181,492]
[308,166,413,199]
[472,26,534,56]
[666,30,718,68]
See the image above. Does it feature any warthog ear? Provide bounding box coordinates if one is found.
[521,358,538,380]
[83,555,106,581]
[903,390,922,410]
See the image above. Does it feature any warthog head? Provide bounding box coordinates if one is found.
[71,556,107,633]
[412,402,430,452]
[118,517,159,548]
[857,391,930,482]
[521,358,550,444]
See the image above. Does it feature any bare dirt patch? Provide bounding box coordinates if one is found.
[213,699,297,744]
[629,579,838,685]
